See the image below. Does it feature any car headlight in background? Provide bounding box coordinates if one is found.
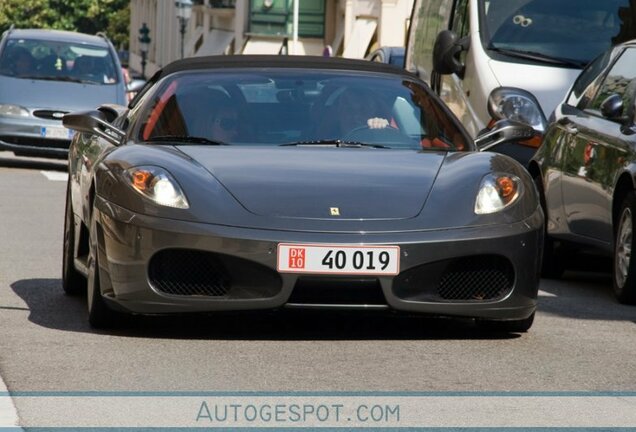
[475,173,522,214]
[488,87,547,133]
[0,104,29,117]
[125,166,189,209]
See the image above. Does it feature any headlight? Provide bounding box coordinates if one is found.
[125,166,189,209]
[0,104,29,117]
[475,173,522,214]
[488,87,546,132]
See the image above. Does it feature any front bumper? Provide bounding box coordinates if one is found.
[94,196,543,320]
[0,115,70,158]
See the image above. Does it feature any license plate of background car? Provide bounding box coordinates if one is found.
[40,126,71,139]
[277,243,400,276]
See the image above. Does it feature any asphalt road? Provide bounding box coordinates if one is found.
[0,152,635,426]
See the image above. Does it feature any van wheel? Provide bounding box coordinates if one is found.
[534,175,565,278]
[613,193,636,304]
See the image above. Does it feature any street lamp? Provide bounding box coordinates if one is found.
[175,0,193,59]
[138,23,151,79]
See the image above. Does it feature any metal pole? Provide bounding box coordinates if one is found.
[292,0,299,55]
[180,19,185,59]
[141,51,147,79]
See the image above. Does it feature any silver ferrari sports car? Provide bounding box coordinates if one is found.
[62,55,543,331]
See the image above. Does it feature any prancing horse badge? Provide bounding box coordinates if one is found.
[330,207,340,216]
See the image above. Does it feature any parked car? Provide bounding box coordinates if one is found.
[62,55,541,330]
[530,40,636,305]
[0,28,128,158]
[406,0,636,166]
[366,46,405,68]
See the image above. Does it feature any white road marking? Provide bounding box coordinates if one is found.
[40,171,68,182]
[0,372,22,429]
[538,290,557,297]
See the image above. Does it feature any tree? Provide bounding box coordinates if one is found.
[0,0,129,49]
[106,4,131,50]
[0,0,59,32]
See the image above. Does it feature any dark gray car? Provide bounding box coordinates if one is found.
[531,39,636,305]
[0,28,126,158]
[62,55,543,332]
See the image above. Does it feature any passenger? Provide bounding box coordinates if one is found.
[208,104,239,143]
[73,56,96,79]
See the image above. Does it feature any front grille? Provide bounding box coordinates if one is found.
[148,249,283,298]
[288,277,386,305]
[33,110,69,120]
[0,135,70,149]
[149,249,231,296]
[392,255,514,302]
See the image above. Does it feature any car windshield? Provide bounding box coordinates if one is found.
[136,69,469,151]
[480,0,636,66]
[0,37,119,85]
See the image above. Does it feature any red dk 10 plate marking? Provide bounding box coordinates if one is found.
[277,244,400,276]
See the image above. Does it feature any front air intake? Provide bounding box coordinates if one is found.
[149,249,231,297]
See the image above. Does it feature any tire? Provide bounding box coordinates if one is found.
[62,182,87,295]
[613,193,636,305]
[478,312,535,333]
[533,175,566,278]
[87,204,123,328]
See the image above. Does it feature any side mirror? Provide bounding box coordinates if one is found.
[63,109,125,146]
[432,30,469,78]
[127,78,146,94]
[475,119,535,151]
[600,93,624,121]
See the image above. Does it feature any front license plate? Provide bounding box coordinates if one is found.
[277,243,400,275]
[40,126,71,139]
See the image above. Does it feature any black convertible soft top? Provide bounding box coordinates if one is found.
[128,55,425,110]
[152,55,418,81]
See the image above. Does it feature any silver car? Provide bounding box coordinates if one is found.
[0,28,127,158]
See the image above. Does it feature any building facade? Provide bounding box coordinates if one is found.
[129,0,413,76]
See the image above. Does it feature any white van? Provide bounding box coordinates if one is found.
[406,0,636,164]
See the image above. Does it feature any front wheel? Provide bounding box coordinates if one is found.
[87,205,124,328]
[613,193,636,304]
[62,182,86,295]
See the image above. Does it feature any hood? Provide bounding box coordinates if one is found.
[0,76,124,111]
[178,147,446,221]
[487,59,581,119]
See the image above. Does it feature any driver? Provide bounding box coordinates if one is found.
[335,88,392,135]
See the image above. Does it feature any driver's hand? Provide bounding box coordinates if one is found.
[367,117,389,129]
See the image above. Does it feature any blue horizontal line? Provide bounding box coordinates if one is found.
[2,391,636,397]
[3,428,636,431]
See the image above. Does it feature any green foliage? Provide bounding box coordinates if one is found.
[0,0,130,49]
[107,4,131,49]
[0,0,58,31]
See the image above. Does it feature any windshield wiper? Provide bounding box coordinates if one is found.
[280,139,390,149]
[487,46,587,68]
[18,75,92,83]
[147,135,229,146]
